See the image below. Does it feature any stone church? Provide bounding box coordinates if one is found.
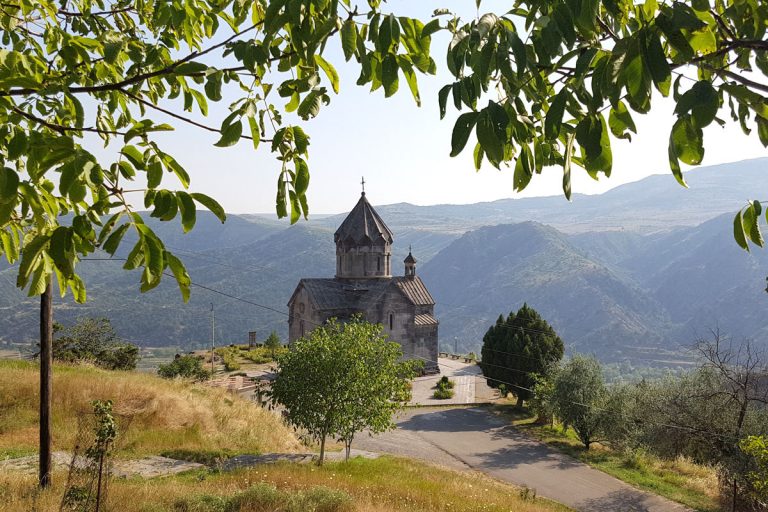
[287,191,439,373]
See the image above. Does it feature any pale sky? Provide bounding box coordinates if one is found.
[112,1,767,216]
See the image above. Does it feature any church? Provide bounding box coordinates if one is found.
[287,190,439,373]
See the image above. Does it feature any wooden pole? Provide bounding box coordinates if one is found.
[39,280,53,488]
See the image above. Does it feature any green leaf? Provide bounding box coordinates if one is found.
[507,30,526,76]
[341,20,357,61]
[0,167,19,204]
[7,130,28,161]
[563,133,574,200]
[438,84,452,119]
[734,210,749,251]
[315,55,340,94]
[473,143,484,170]
[608,101,637,140]
[17,233,50,285]
[166,251,191,303]
[120,145,145,170]
[174,61,209,76]
[248,116,261,150]
[743,202,764,247]
[450,112,479,157]
[103,223,130,256]
[513,144,533,191]
[214,119,243,147]
[644,32,671,96]
[398,58,420,106]
[675,81,718,129]
[49,226,74,278]
[545,90,568,140]
[191,192,226,223]
[670,116,704,165]
[294,158,310,195]
[575,114,612,176]
[176,191,197,233]
[382,54,399,97]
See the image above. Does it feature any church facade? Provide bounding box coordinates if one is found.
[287,191,439,373]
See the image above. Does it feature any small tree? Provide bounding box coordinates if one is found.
[480,304,564,407]
[270,316,416,464]
[157,355,210,382]
[52,318,138,371]
[264,331,281,359]
[552,355,609,449]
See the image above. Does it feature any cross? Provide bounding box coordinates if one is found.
[360,176,366,194]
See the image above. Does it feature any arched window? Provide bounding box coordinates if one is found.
[300,320,305,338]
[389,313,393,330]
[377,256,381,272]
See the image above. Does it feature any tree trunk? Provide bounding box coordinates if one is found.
[39,281,53,488]
[318,434,326,466]
[345,436,353,462]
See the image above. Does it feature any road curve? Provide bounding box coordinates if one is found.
[354,407,691,512]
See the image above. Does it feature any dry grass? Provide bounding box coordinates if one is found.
[0,360,301,458]
[0,456,571,512]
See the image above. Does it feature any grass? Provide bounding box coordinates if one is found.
[493,403,720,512]
[0,359,302,459]
[0,456,572,512]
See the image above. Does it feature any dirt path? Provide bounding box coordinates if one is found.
[354,407,692,512]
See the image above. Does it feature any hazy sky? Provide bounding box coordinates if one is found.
[117,1,767,216]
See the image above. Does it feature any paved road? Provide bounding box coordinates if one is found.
[409,358,495,406]
[354,407,691,512]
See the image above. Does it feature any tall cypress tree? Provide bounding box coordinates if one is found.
[480,304,564,406]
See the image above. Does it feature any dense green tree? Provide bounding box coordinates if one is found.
[270,317,417,464]
[480,304,564,406]
[52,317,138,370]
[157,354,210,382]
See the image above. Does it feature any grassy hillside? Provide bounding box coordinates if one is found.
[0,360,301,459]
[0,456,571,512]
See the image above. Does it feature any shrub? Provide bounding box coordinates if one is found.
[52,317,139,371]
[174,483,352,512]
[437,376,455,389]
[158,355,210,381]
[433,387,454,399]
[160,449,233,467]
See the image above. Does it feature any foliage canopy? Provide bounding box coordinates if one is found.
[480,304,564,405]
[52,317,138,370]
[270,316,417,464]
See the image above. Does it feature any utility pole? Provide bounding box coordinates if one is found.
[210,303,215,379]
[454,337,458,355]
[39,280,52,488]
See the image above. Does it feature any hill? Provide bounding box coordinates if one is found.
[3,158,768,365]
[419,222,675,363]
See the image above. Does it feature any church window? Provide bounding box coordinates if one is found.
[389,313,393,330]
[377,256,381,272]
[300,321,305,338]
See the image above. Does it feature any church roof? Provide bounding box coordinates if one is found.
[404,251,416,264]
[334,193,394,245]
[394,276,434,305]
[291,276,434,311]
[414,313,438,326]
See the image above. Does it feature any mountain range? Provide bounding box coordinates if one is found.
[2,158,768,366]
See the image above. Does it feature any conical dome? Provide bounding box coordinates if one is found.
[334,193,394,246]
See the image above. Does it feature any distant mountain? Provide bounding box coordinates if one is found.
[2,158,768,366]
[420,222,675,363]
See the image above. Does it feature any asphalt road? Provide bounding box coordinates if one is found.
[354,407,691,512]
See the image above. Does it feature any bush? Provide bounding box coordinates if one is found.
[174,483,352,512]
[433,387,454,399]
[243,346,287,364]
[437,376,455,389]
[160,449,233,467]
[52,317,139,370]
[158,355,210,381]
[433,376,456,399]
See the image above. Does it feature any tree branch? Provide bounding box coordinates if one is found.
[121,90,270,143]
[57,6,135,17]
[0,22,263,97]
[13,107,124,136]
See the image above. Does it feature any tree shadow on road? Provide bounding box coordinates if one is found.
[397,407,505,433]
[577,489,666,512]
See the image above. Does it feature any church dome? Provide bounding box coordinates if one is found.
[334,192,394,246]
